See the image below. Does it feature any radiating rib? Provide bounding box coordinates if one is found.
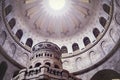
[24,0,37,4]
[80,0,90,3]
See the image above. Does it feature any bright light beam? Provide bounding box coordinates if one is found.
[49,0,66,10]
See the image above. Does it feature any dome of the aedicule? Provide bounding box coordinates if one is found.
[0,0,120,80]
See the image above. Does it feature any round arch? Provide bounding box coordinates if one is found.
[91,69,120,80]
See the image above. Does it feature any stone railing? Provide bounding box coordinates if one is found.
[12,66,80,80]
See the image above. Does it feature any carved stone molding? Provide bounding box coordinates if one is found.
[115,13,120,25]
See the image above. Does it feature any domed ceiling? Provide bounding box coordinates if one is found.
[1,0,120,75]
[7,0,97,40]
[23,0,94,38]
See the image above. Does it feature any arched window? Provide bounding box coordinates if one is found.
[54,65,60,69]
[83,37,91,46]
[91,69,120,80]
[26,38,33,48]
[0,61,8,79]
[103,4,110,14]
[35,63,41,67]
[16,29,23,40]
[8,18,16,29]
[45,62,51,67]
[99,17,107,27]
[29,66,32,69]
[13,70,19,78]
[61,46,68,53]
[0,31,7,46]
[5,5,12,16]
[93,28,100,38]
[72,43,79,51]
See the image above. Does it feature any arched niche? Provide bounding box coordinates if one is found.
[76,57,90,70]
[15,29,23,40]
[61,46,68,53]
[35,63,41,67]
[7,43,17,57]
[76,57,83,69]
[103,3,110,15]
[63,60,69,69]
[89,51,101,64]
[26,38,33,48]
[45,62,51,67]
[109,28,120,43]
[22,53,29,62]
[5,5,12,16]
[115,13,120,25]
[54,64,60,69]
[0,31,7,46]
[93,28,100,38]
[72,43,79,51]
[8,18,16,29]
[101,41,109,55]
[0,61,8,80]
[10,43,17,57]
[15,53,29,66]
[99,17,107,28]
[83,37,91,46]
[91,69,120,80]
